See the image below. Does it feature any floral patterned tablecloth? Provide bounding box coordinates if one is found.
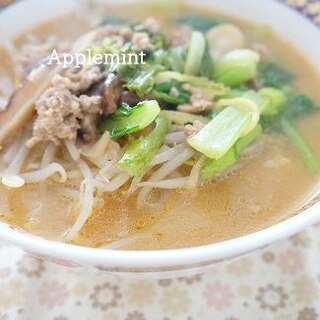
[0,0,319,319]
[0,224,320,320]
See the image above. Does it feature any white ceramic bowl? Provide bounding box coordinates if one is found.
[0,0,319,279]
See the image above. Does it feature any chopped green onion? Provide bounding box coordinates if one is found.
[118,113,169,176]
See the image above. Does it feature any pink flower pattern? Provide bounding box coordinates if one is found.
[38,281,69,309]
[277,249,305,274]
[203,281,233,310]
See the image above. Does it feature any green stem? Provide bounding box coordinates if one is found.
[281,118,320,174]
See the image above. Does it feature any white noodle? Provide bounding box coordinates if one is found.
[0,36,22,78]
[65,159,94,241]
[139,177,189,189]
[187,155,206,189]
[1,141,30,188]
[83,131,111,158]
[158,145,170,153]
[21,163,67,183]
[2,137,21,164]
[6,142,29,173]
[150,143,186,166]
[124,175,143,196]
[137,147,195,206]
[97,162,123,182]
[65,140,81,161]
[95,173,130,192]
[0,97,7,112]
[165,132,186,145]
[83,136,121,169]
[103,233,147,250]
[41,142,57,168]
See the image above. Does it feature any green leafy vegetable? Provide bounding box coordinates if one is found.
[282,95,319,119]
[98,101,161,139]
[162,110,210,125]
[220,87,248,100]
[220,88,286,117]
[118,64,163,97]
[154,71,227,98]
[149,49,171,69]
[260,94,319,129]
[213,49,260,87]
[152,80,190,105]
[215,92,262,136]
[175,15,225,33]
[118,113,169,176]
[200,41,214,79]
[184,31,206,75]
[88,38,119,57]
[200,125,262,180]
[281,119,320,174]
[187,106,252,159]
[100,16,126,26]
[258,62,293,88]
[168,47,187,73]
[200,148,237,181]
[258,87,287,115]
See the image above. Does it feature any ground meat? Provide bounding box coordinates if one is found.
[141,17,160,35]
[79,113,99,141]
[131,32,154,52]
[184,120,205,137]
[169,87,179,97]
[177,84,214,114]
[252,42,270,61]
[94,25,133,48]
[26,87,102,147]
[52,64,105,94]
[26,63,105,148]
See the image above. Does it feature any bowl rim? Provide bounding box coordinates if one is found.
[0,0,320,270]
[0,199,319,269]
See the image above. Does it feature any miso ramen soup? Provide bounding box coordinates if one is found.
[0,2,319,250]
